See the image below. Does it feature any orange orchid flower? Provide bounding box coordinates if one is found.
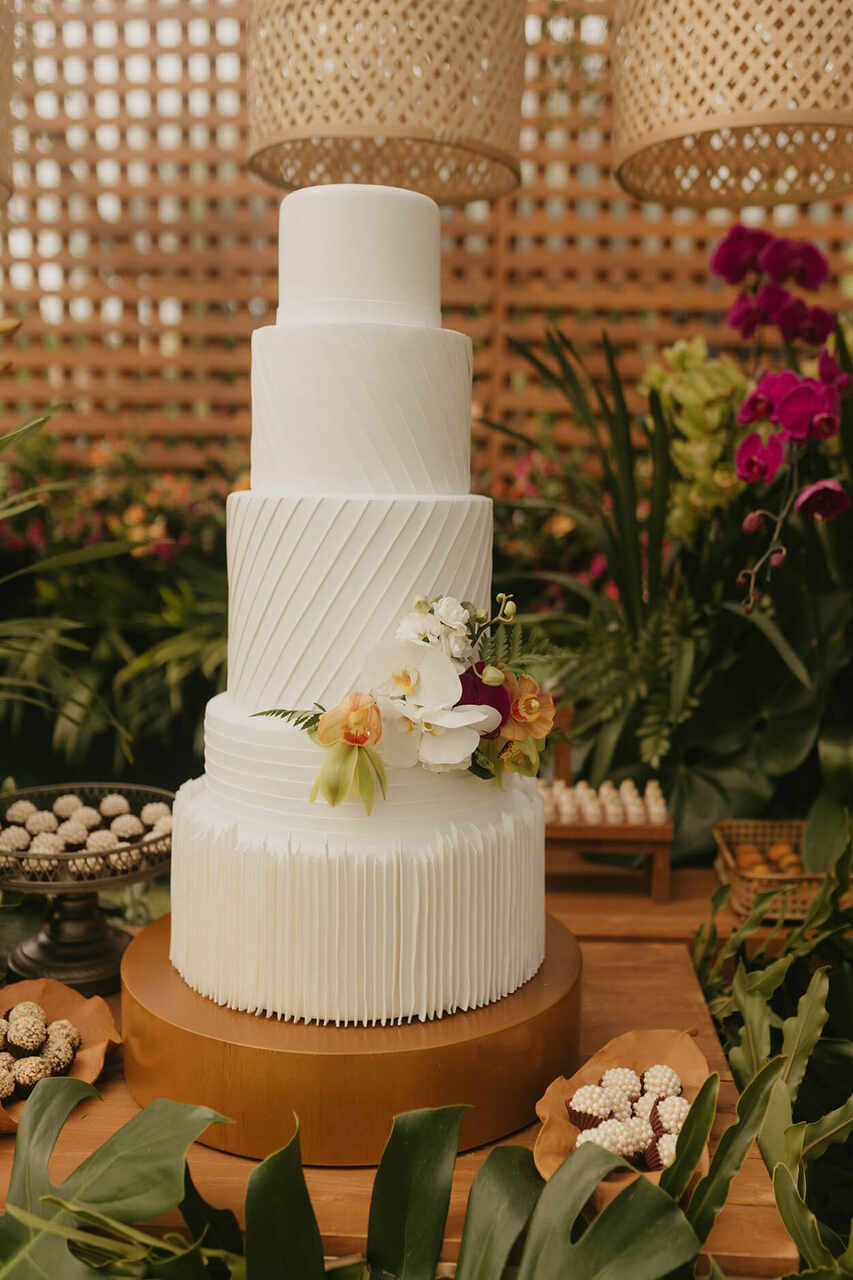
[316,692,382,749]
[499,670,555,742]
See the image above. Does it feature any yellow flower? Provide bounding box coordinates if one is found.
[316,692,382,748]
[499,670,555,742]
[124,503,147,527]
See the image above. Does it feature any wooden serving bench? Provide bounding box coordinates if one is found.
[546,821,674,903]
[0,868,796,1277]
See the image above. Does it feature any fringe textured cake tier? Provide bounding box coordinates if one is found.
[169,185,546,1024]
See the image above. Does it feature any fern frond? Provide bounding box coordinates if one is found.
[252,703,325,733]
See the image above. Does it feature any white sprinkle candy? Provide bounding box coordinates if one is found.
[5,800,36,824]
[657,1095,690,1135]
[100,793,130,818]
[622,1116,655,1156]
[567,1084,611,1121]
[634,1092,657,1121]
[658,1133,677,1167]
[643,1064,682,1099]
[111,813,143,840]
[576,1119,632,1157]
[25,810,58,835]
[603,1089,633,1122]
[86,829,118,853]
[0,826,30,852]
[52,794,83,819]
[140,801,171,826]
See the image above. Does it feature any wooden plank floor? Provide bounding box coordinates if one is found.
[0,885,798,1276]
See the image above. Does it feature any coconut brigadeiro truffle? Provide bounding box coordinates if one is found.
[566,1083,612,1130]
[86,829,118,854]
[99,793,130,818]
[25,810,58,836]
[12,1056,50,1095]
[47,1019,81,1050]
[141,801,171,826]
[52,793,83,819]
[151,815,172,838]
[7,1016,46,1058]
[43,1036,75,1074]
[643,1064,682,1099]
[75,806,102,831]
[57,820,88,850]
[5,799,36,825]
[0,826,30,852]
[0,1019,8,1049]
[0,1069,14,1101]
[0,1052,13,1072]
[9,1002,46,1025]
[111,813,144,840]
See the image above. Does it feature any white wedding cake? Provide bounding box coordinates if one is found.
[170,185,546,1025]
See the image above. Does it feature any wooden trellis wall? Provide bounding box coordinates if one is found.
[1,0,850,480]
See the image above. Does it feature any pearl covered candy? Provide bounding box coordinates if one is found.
[643,1064,682,1099]
[567,1083,611,1128]
[658,1133,677,1167]
[601,1067,642,1098]
[100,793,130,818]
[52,794,83,819]
[622,1116,655,1156]
[576,1119,632,1157]
[657,1095,690,1135]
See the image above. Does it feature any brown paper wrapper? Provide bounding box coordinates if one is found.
[0,978,121,1134]
[534,1027,711,1213]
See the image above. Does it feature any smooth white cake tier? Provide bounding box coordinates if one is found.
[277,186,440,328]
[170,767,545,1025]
[227,491,492,712]
[250,323,472,495]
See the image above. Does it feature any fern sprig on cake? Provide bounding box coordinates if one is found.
[256,592,560,812]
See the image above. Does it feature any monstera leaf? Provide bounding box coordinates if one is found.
[0,1078,223,1279]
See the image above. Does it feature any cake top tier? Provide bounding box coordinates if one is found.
[277,185,441,329]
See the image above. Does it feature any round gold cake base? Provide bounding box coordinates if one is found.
[121,914,581,1166]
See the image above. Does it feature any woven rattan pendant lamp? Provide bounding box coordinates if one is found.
[613,0,853,208]
[246,0,525,203]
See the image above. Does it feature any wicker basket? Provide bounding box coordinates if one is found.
[713,818,852,922]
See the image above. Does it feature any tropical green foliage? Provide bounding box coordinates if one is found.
[491,330,853,860]
[695,848,853,1271]
[0,1069,783,1279]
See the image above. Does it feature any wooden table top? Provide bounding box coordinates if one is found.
[0,902,797,1277]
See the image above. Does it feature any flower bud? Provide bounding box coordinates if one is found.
[480,665,506,686]
[412,595,431,614]
[742,511,764,535]
[770,546,787,568]
[503,600,517,620]
[736,572,749,594]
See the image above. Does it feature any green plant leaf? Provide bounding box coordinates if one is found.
[706,1260,727,1280]
[454,1146,543,1280]
[366,1105,467,1280]
[0,410,56,454]
[660,1073,719,1202]
[517,1144,627,1278]
[180,1166,243,1261]
[803,790,850,873]
[708,891,781,982]
[772,1164,836,1271]
[758,1079,794,1173]
[244,1121,324,1280]
[789,1095,853,1169]
[729,963,771,1086]
[645,387,671,607]
[0,1079,222,1279]
[779,968,830,1104]
[722,603,813,691]
[0,540,128,588]
[687,1057,785,1244]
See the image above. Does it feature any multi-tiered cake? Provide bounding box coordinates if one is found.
[170,185,545,1026]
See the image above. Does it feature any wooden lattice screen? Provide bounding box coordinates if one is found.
[1,0,851,481]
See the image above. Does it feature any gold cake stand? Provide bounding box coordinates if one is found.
[122,914,582,1166]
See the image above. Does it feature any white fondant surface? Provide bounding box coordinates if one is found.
[250,323,472,495]
[226,491,492,711]
[170,772,545,1025]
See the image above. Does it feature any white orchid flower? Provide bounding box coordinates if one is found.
[377,698,501,771]
[395,610,443,645]
[359,639,461,708]
[433,596,469,630]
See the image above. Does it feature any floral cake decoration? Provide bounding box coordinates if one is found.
[255,593,558,814]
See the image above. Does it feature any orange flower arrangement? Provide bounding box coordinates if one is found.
[316,692,382,748]
[500,670,556,742]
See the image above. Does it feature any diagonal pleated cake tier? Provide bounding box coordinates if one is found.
[170,185,546,1025]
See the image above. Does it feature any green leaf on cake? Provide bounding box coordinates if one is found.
[366,1105,467,1280]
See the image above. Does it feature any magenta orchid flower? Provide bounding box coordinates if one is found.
[727,290,764,339]
[776,296,809,343]
[457,662,511,739]
[710,225,773,284]
[736,370,800,425]
[776,378,840,441]
[794,478,851,520]
[758,237,829,290]
[818,348,851,392]
[735,431,785,484]
[800,306,835,347]
[755,283,791,321]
